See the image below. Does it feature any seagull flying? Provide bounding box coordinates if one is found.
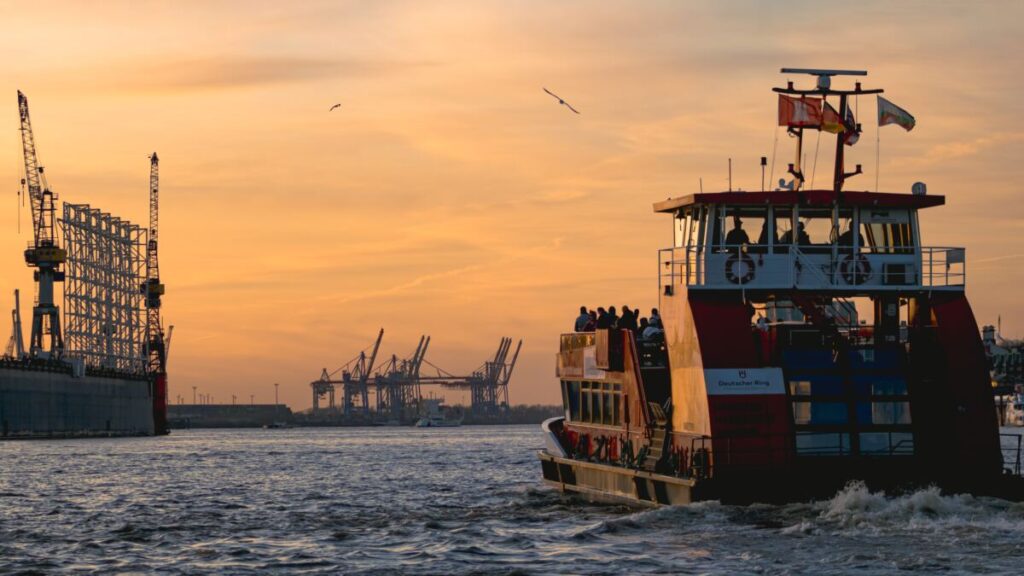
[543,88,579,114]
[329,103,341,111]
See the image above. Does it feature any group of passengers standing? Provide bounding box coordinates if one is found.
[724,217,863,247]
[574,306,664,340]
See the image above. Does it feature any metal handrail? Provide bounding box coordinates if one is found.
[659,244,966,289]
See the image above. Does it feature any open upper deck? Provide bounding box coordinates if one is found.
[654,189,964,294]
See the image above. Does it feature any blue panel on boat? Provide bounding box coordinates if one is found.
[787,375,845,396]
[782,349,835,370]
[848,348,902,369]
[851,375,908,396]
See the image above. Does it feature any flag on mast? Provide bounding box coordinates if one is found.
[821,102,844,134]
[843,105,860,146]
[878,96,916,131]
[778,95,822,127]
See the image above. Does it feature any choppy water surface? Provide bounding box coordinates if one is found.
[2,426,1024,574]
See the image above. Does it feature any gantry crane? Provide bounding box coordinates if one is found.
[311,328,385,415]
[342,328,384,415]
[427,337,521,415]
[17,91,65,359]
[374,335,429,421]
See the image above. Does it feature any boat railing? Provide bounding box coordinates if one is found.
[659,244,966,292]
[1001,432,1023,476]
[560,332,595,352]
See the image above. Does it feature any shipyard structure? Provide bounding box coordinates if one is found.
[0,91,169,438]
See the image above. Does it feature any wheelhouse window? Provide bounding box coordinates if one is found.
[797,207,835,252]
[675,207,703,249]
[715,206,770,252]
[860,209,914,254]
[836,208,859,253]
[774,207,794,252]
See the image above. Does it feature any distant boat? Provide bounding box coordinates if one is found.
[262,421,291,429]
[414,398,462,428]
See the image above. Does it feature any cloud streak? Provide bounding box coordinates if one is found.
[70,55,434,93]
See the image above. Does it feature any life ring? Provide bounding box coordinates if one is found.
[724,252,756,284]
[840,253,872,285]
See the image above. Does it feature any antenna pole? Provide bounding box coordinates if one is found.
[728,158,732,192]
[832,93,849,193]
[794,128,804,190]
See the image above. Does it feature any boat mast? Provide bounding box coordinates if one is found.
[774,68,883,193]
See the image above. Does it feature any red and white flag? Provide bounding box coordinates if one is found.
[778,95,822,127]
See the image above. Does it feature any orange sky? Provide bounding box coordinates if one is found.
[1,1,1022,408]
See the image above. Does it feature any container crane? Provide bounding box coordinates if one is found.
[17,91,65,359]
[343,328,384,415]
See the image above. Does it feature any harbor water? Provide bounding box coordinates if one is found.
[2,425,1024,574]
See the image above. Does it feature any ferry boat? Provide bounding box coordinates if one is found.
[538,69,1024,505]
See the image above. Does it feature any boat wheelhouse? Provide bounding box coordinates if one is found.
[539,69,1023,505]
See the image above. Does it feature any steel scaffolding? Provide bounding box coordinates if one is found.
[61,204,147,374]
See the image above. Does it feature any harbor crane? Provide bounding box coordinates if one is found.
[342,328,383,415]
[310,328,384,414]
[17,91,65,359]
[142,153,169,434]
[143,153,167,374]
[5,290,25,358]
[308,333,521,423]
[374,335,429,421]
[429,337,521,415]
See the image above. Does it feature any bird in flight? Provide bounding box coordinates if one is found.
[329,103,341,111]
[543,88,579,114]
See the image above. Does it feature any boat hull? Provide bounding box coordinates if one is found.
[537,450,700,507]
[0,366,155,438]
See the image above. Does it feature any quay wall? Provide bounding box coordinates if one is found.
[0,367,154,438]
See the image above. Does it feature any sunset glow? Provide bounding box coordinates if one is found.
[2,1,1022,408]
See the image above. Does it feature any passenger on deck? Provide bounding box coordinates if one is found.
[583,310,597,331]
[725,216,750,247]
[837,222,865,250]
[756,315,769,332]
[607,306,619,329]
[638,317,650,336]
[642,317,664,341]
[650,308,661,325]
[780,222,811,246]
[596,307,612,329]
[620,306,638,333]
[574,306,590,332]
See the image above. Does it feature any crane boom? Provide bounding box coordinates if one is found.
[17,91,45,246]
[364,328,384,382]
